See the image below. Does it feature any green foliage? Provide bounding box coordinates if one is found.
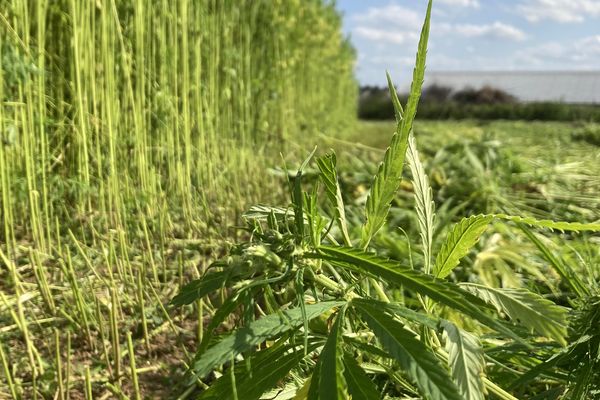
[171,269,235,307]
[511,296,600,398]
[407,133,436,273]
[318,245,521,342]
[572,123,600,146]
[196,339,322,400]
[1,0,357,250]
[2,0,599,397]
[360,0,432,249]
[359,89,600,122]
[317,152,352,246]
[461,284,568,345]
[442,321,485,400]
[562,296,600,398]
[434,215,493,279]
[355,300,462,400]
[0,2,357,394]
[434,213,600,281]
[312,306,348,400]
[519,226,590,298]
[386,71,404,123]
[494,214,600,232]
[342,354,381,400]
[191,301,344,378]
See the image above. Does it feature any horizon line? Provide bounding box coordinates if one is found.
[426,69,600,74]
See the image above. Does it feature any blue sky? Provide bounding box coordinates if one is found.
[336,0,600,85]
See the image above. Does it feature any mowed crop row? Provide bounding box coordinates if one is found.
[0,1,355,398]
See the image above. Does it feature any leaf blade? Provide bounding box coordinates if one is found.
[317,152,352,246]
[343,354,381,400]
[407,132,436,273]
[197,339,322,400]
[460,283,568,345]
[442,321,485,400]
[192,301,345,378]
[354,300,462,400]
[434,215,493,279]
[386,71,404,123]
[360,0,432,248]
[318,245,521,342]
[495,214,600,232]
[317,306,348,400]
[171,270,232,306]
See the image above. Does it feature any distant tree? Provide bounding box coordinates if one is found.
[453,85,517,104]
[422,84,452,103]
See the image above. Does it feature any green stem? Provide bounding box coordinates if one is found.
[483,377,520,400]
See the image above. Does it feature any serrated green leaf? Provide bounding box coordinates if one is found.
[407,133,436,273]
[494,214,600,232]
[195,289,256,360]
[318,246,522,342]
[386,71,404,123]
[441,321,485,400]
[433,213,597,281]
[460,283,568,345]
[307,361,321,400]
[344,336,392,360]
[192,301,345,378]
[293,147,318,244]
[354,300,462,400]
[343,354,381,400]
[402,0,432,134]
[360,299,441,330]
[360,127,408,250]
[317,306,348,400]
[171,270,232,306]
[317,152,352,246]
[519,225,589,298]
[197,339,322,400]
[434,215,493,279]
[361,0,432,249]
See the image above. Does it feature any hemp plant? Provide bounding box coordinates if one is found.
[173,2,600,399]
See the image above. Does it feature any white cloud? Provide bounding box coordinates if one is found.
[427,53,464,69]
[352,4,422,30]
[366,55,415,66]
[453,22,526,41]
[513,36,600,68]
[518,0,600,23]
[577,35,600,55]
[436,22,526,41]
[437,0,480,7]
[347,2,530,84]
[513,43,566,67]
[354,27,418,44]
